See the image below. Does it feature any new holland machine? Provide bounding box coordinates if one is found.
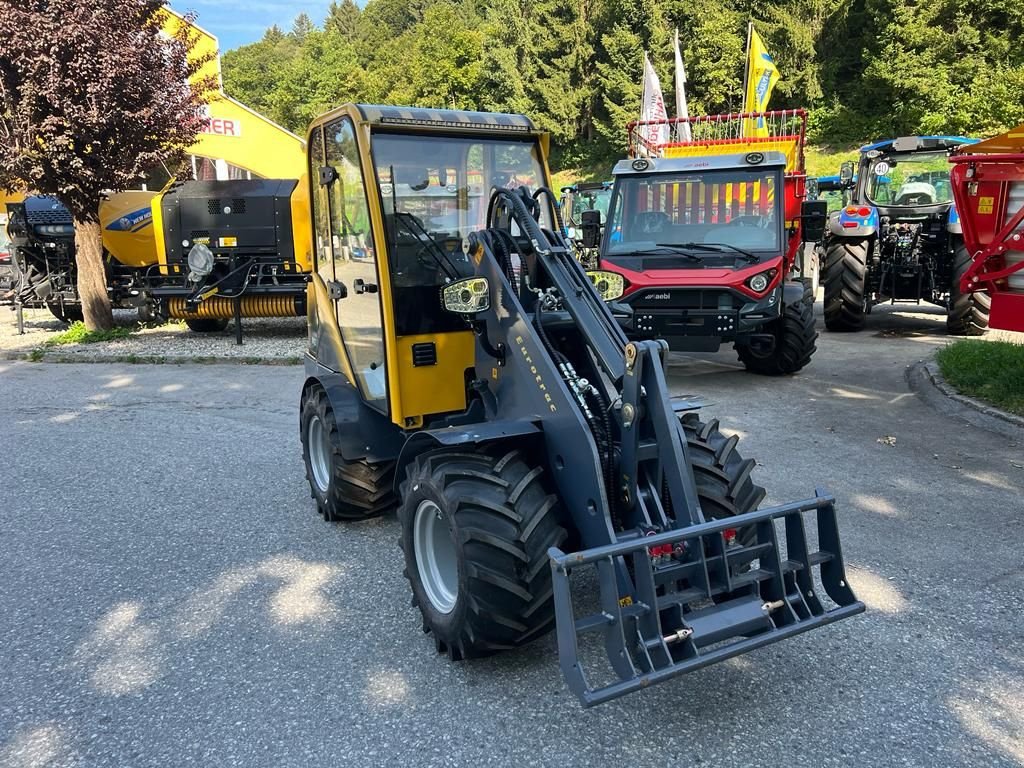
[4,192,154,323]
[4,180,311,336]
[949,122,1024,333]
[573,110,824,376]
[821,135,990,335]
[298,104,862,707]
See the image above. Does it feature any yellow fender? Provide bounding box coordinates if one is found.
[100,190,159,268]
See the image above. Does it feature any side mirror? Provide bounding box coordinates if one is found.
[442,277,490,315]
[805,178,820,200]
[800,200,828,243]
[839,161,855,185]
[318,166,338,186]
[581,209,602,249]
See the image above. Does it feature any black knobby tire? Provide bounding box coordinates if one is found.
[48,303,84,324]
[681,414,766,542]
[300,385,395,521]
[398,449,567,660]
[823,239,868,331]
[947,241,990,336]
[184,318,230,333]
[736,282,817,376]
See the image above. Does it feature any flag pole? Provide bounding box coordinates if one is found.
[740,21,752,137]
[741,20,752,117]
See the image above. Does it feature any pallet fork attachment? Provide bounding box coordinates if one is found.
[550,490,863,707]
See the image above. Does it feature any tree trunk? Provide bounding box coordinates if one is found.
[74,220,114,331]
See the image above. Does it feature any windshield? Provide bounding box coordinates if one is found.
[866,152,953,206]
[371,131,550,334]
[565,188,612,226]
[605,168,783,259]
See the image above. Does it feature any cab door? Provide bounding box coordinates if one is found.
[310,117,389,411]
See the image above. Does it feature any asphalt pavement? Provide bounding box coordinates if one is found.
[1,301,1022,767]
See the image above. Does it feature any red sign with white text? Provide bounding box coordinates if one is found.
[201,118,242,137]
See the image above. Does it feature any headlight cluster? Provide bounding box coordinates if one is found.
[442,277,490,314]
[745,268,778,294]
[586,270,626,301]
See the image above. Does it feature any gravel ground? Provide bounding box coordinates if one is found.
[1,299,1022,767]
[0,306,306,363]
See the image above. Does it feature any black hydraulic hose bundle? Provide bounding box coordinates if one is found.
[487,183,619,517]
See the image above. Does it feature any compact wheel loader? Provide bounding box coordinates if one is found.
[299,104,863,706]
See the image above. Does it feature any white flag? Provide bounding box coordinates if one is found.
[640,52,669,153]
[674,29,692,141]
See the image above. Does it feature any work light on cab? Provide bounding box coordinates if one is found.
[442,277,490,314]
[586,270,625,301]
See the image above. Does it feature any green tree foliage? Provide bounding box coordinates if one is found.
[221,0,1024,165]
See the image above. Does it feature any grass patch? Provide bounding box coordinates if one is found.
[936,340,1024,417]
[804,145,861,179]
[44,321,134,347]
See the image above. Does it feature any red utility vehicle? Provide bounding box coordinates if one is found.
[584,110,824,375]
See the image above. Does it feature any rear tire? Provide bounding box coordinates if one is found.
[398,449,567,660]
[823,239,868,331]
[736,282,817,376]
[947,241,990,336]
[184,318,229,333]
[300,385,395,521]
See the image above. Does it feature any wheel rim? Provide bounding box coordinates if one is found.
[413,499,458,614]
[307,413,332,494]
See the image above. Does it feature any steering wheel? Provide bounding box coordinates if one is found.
[726,215,767,228]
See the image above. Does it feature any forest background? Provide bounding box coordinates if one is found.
[220,0,1024,180]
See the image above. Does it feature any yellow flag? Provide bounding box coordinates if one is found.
[743,26,780,137]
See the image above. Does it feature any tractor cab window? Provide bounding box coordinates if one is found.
[867,153,953,207]
[565,187,612,226]
[605,168,783,261]
[371,132,548,335]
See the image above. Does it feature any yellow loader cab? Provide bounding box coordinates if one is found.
[148,178,312,334]
[298,104,862,706]
[302,104,545,430]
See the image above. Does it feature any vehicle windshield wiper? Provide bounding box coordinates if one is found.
[663,241,759,264]
[626,245,702,262]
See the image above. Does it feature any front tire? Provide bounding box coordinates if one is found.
[823,239,868,331]
[399,449,567,660]
[300,386,395,521]
[681,414,766,536]
[736,282,817,376]
[947,241,990,336]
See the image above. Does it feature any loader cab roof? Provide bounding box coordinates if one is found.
[308,104,544,144]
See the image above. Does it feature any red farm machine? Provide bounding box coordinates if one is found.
[578,110,824,375]
[950,124,1024,333]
